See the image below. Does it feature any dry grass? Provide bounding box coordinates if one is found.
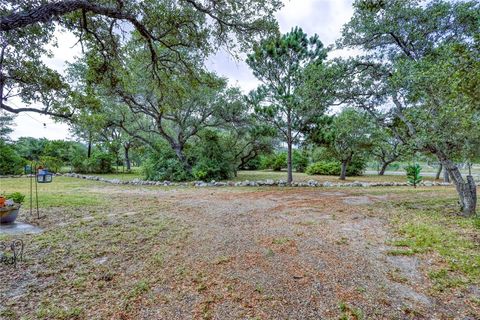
[0,178,478,319]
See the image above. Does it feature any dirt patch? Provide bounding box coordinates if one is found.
[0,186,474,319]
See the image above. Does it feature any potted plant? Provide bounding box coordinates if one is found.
[0,192,25,224]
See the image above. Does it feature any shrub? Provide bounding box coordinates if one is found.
[190,130,235,181]
[143,156,192,182]
[293,150,309,173]
[271,152,287,171]
[306,161,340,175]
[71,152,113,174]
[0,142,26,175]
[39,156,64,173]
[348,158,367,176]
[405,163,422,187]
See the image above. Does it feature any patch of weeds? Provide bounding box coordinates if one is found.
[386,198,480,291]
[254,283,265,294]
[175,265,188,278]
[127,280,150,300]
[197,283,208,292]
[272,237,291,245]
[428,268,466,292]
[214,255,231,265]
[72,276,87,290]
[471,296,480,306]
[151,251,166,267]
[473,218,480,230]
[387,269,408,284]
[386,249,415,256]
[0,308,17,319]
[335,236,349,245]
[36,302,83,320]
[338,301,364,320]
[265,248,275,257]
[355,286,366,294]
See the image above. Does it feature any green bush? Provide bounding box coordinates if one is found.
[71,152,113,174]
[39,156,64,173]
[0,142,26,175]
[190,130,235,181]
[293,150,309,173]
[259,153,286,171]
[306,161,340,175]
[143,156,191,182]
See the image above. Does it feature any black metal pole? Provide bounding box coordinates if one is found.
[35,164,39,219]
[30,163,33,216]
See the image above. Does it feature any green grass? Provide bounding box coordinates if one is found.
[59,167,439,184]
[231,170,436,183]
[386,197,480,292]
[0,177,105,208]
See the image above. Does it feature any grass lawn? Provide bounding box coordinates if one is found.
[88,169,438,184]
[0,177,478,319]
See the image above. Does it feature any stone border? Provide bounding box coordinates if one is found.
[14,173,452,188]
[1,173,454,188]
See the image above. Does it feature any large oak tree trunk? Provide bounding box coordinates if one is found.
[173,144,191,174]
[340,160,348,180]
[439,156,477,217]
[379,161,391,176]
[435,164,442,180]
[124,145,131,171]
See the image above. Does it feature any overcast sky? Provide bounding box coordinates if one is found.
[10,0,354,141]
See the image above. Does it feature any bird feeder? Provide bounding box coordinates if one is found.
[36,169,53,183]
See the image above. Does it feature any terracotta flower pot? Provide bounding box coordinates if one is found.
[0,205,21,224]
[0,196,5,207]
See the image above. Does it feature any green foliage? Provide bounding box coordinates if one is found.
[143,156,192,182]
[190,130,235,181]
[247,27,328,182]
[0,142,26,175]
[305,161,339,176]
[0,111,15,141]
[4,192,26,204]
[72,152,113,174]
[14,137,48,161]
[39,156,64,173]
[405,164,423,187]
[260,152,287,171]
[293,150,309,173]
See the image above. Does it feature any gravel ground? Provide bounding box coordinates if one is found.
[1,185,477,319]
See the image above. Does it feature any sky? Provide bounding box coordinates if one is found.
[9,0,354,141]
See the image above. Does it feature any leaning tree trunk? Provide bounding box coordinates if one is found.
[435,164,442,180]
[379,161,391,176]
[440,157,477,217]
[340,160,348,180]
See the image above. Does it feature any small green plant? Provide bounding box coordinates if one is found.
[4,192,25,204]
[405,163,422,188]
